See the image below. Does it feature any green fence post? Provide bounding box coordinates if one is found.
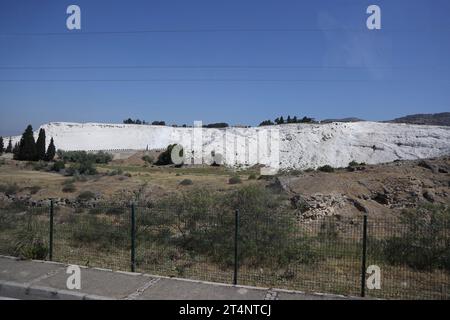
[233,209,239,285]
[131,203,136,272]
[49,199,54,261]
[360,214,368,297]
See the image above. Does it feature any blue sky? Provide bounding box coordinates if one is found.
[0,0,449,136]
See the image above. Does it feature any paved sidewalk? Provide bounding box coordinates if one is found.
[0,256,353,300]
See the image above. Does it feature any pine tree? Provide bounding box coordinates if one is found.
[12,142,20,160]
[293,116,298,123]
[36,128,46,161]
[0,137,3,155]
[5,138,12,153]
[287,115,291,123]
[279,116,285,124]
[45,137,56,161]
[18,125,37,161]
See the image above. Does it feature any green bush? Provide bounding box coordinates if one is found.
[179,179,193,186]
[156,144,183,166]
[77,191,96,201]
[318,165,335,172]
[12,222,48,260]
[142,155,154,164]
[57,150,113,164]
[62,183,76,193]
[66,161,97,176]
[51,161,65,172]
[248,173,257,180]
[108,168,123,176]
[27,185,41,195]
[381,204,450,271]
[70,215,127,249]
[0,183,21,196]
[228,176,242,184]
[153,185,318,269]
[32,161,48,171]
[348,161,359,167]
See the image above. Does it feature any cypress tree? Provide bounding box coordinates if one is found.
[5,138,12,153]
[0,137,3,155]
[36,128,46,161]
[12,142,20,160]
[18,125,37,161]
[45,137,56,161]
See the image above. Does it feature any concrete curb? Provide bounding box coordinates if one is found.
[0,280,114,300]
[0,255,362,300]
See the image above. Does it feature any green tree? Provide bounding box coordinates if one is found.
[5,138,12,153]
[35,128,46,161]
[12,142,20,160]
[45,138,56,161]
[0,137,3,155]
[17,125,37,161]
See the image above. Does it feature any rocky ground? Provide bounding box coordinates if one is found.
[274,157,450,220]
[0,155,449,220]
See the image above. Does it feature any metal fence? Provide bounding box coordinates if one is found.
[0,201,449,300]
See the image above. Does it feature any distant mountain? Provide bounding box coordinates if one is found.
[320,117,365,124]
[387,113,450,126]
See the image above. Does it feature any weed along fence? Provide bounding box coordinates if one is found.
[0,201,449,300]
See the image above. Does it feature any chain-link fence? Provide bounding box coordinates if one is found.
[0,201,448,299]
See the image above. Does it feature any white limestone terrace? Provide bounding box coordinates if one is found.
[9,121,450,170]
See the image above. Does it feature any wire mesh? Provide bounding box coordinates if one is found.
[0,201,449,299]
[52,204,130,271]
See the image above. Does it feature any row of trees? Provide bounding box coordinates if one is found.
[0,126,55,161]
[259,116,315,126]
[123,118,166,126]
[123,119,229,128]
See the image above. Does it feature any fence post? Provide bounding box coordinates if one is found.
[130,203,136,272]
[49,199,54,261]
[360,214,368,297]
[233,209,239,285]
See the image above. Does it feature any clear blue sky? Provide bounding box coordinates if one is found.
[0,0,449,136]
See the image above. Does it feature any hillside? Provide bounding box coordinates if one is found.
[388,112,450,126]
[10,121,450,170]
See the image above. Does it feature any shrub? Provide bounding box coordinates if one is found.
[32,161,49,171]
[108,168,123,176]
[248,173,257,180]
[66,161,97,176]
[156,144,183,166]
[318,220,339,241]
[318,165,334,173]
[153,185,318,269]
[57,150,112,164]
[77,191,96,201]
[228,176,242,184]
[142,155,154,164]
[12,223,48,260]
[348,161,359,167]
[381,204,450,271]
[51,161,65,172]
[179,179,193,186]
[28,186,41,195]
[70,215,127,249]
[0,183,20,196]
[62,183,76,193]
